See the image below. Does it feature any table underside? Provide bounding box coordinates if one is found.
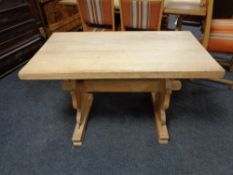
[62,79,182,146]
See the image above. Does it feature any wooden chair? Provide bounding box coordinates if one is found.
[119,0,164,31]
[177,0,213,48]
[207,19,233,89]
[77,0,115,31]
[180,1,233,88]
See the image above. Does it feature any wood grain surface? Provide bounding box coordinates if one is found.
[19,31,224,80]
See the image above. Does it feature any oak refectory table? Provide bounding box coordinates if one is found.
[18,32,224,146]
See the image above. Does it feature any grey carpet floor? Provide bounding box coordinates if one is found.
[0,70,233,175]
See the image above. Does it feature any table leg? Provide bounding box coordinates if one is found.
[70,91,78,109]
[152,80,181,144]
[62,80,94,146]
[63,79,181,145]
[61,80,78,109]
[72,92,93,146]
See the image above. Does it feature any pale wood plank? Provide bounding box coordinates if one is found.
[201,0,213,48]
[77,79,181,92]
[59,0,77,5]
[117,0,203,11]
[164,2,206,16]
[19,32,224,80]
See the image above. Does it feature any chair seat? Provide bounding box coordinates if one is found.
[208,31,233,53]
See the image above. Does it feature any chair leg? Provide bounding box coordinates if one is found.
[215,57,233,72]
[215,58,231,67]
[209,55,233,89]
[230,57,233,72]
[175,15,183,31]
[209,79,233,90]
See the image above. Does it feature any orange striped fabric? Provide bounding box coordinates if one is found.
[208,31,233,53]
[78,0,113,26]
[210,19,233,32]
[208,19,233,53]
[120,0,163,30]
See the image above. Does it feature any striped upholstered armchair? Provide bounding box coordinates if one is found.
[119,0,164,31]
[77,0,115,31]
[207,19,233,88]
[208,19,233,72]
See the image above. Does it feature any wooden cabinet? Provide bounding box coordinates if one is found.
[37,0,82,35]
[0,0,45,78]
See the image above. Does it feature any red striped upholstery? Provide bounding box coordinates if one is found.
[120,0,163,30]
[78,0,113,31]
[208,19,233,53]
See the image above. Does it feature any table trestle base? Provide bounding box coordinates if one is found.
[62,79,182,146]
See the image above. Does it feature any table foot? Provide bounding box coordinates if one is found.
[155,109,169,144]
[72,93,93,146]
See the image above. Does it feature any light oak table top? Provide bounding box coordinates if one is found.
[19,31,224,80]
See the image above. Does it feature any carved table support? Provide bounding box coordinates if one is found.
[72,92,93,146]
[152,80,182,144]
[62,79,181,146]
[62,80,93,146]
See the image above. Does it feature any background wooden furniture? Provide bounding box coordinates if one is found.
[0,0,45,78]
[77,0,115,31]
[37,0,82,36]
[59,0,77,5]
[58,0,120,11]
[164,0,213,48]
[119,0,164,31]
[164,0,206,16]
[19,32,224,145]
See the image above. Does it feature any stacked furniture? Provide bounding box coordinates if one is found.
[164,0,213,48]
[37,0,82,35]
[0,0,45,78]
